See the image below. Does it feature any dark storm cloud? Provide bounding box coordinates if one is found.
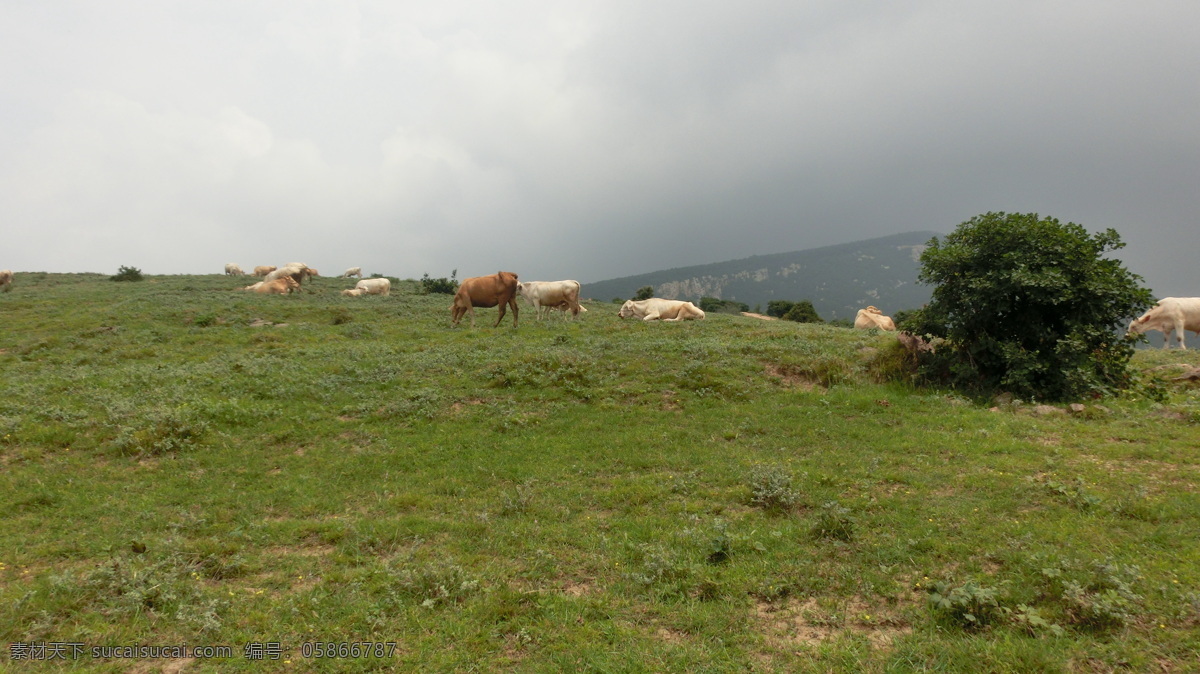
[1,1,1196,296]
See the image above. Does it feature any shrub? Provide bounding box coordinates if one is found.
[698,296,749,314]
[634,286,654,301]
[421,270,458,294]
[748,465,800,513]
[781,300,823,323]
[110,265,144,282]
[913,212,1153,401]
[810,501,855,541]
[389,560,479,608]
[927,580,1004,630]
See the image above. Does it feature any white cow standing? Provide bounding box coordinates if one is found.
[618,298,706,322]
[516,280,583,320]
[224,263,245,276]
[342,267,363,278]
[1129,297,1200,349]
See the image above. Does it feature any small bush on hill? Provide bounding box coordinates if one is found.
[782,301,823,323]
[421,270,458,295]
[766,300,823,323]
[110,266,144,282]
[699,296,748,314]
[634,286,654,301]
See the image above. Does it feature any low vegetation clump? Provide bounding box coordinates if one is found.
[747,465,800,513]
[420,270,458,294]
[0,272,1197,670]
[699,296,749,315]
[109,265,144,282]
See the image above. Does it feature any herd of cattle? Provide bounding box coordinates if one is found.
[1,265,1196,347]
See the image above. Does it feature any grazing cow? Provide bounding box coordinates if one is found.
[1129,297,1200,349]
[342,267,363,278]
[450,271,520,328]
[854,306,897,331]
[253,265,277,277]
[307,268,319,277]
[0,269,12,293]
[516,280,583,320]
[341,288,367,297]
[353,278,390,296]
[224,263,245,276]
[242,277,299,294]
[618,298,706,322]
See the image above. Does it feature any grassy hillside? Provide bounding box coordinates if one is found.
[583,231,941,320]
[1,273,1199,672]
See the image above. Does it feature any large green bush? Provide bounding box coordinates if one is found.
[911,212,1152,401]
[698,296,748,314]
[765,299,823,323]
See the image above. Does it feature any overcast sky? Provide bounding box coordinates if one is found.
[2,1,1197,295]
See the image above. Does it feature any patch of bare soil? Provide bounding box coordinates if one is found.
[763,364,820,391]
[755,597,912,653]
[740,312,777,321]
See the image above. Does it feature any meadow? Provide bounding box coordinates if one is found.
[1,272,1198,672]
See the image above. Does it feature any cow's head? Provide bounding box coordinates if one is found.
[515,282,528,296]
[617,300,636,319]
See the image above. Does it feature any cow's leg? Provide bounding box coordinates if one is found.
[643,311,660,321]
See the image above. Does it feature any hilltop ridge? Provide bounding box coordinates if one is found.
[584,231,941,319]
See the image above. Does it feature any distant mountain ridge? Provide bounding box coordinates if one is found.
[584,231,942,320]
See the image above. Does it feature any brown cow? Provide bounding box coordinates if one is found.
[243,277,300,294]
[450,271,520,328]
[253,265,277,277]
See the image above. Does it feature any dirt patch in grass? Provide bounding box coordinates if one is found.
[562,578,596,597]
[1077,454,1197,489]
[755,597,912,652]
[655,626,689,643]
[264,543,336,558]
[661,390,682,411]
[763,364,820,391]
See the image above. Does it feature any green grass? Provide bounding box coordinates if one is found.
[1,272,1199,672]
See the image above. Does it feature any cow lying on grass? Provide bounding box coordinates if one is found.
[618,298,705,322]
[342,278,390,297]
[242,277,299,294]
